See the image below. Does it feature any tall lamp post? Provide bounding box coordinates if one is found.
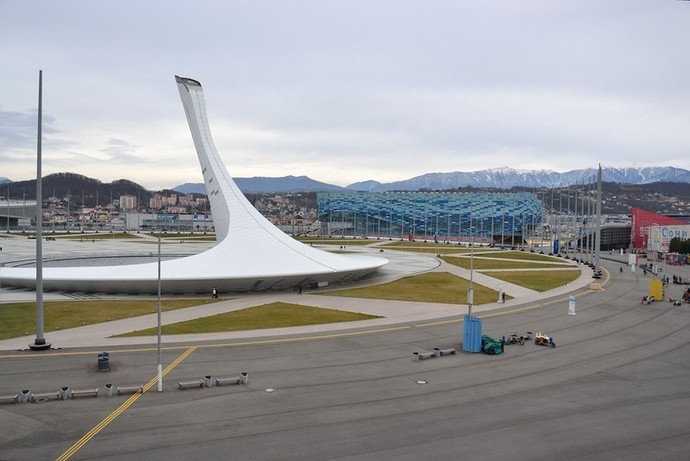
[462,221,482,353]
[468,223,474,316]
[30,69,50,351]
[156,228,163,392]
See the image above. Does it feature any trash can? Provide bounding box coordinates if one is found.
[97,352,110,372]
[203,375,214,388]
[104,383,113,397]
[463,315,482,353]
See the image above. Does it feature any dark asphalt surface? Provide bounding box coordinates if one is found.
[1,258,690,460]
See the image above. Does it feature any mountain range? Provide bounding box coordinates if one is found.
[5,169,690,215]
[4,166,690,195]
[171,166,690,194]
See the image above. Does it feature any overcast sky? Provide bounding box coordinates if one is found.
[1,1,689,190]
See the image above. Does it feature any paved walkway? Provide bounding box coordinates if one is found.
[0,236,596,350]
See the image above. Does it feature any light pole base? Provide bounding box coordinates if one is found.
[29,339,52,351]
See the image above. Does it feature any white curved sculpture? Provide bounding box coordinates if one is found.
[2,76,387,293]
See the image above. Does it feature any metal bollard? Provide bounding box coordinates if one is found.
[19,389,32,403]
[58,386,72,400]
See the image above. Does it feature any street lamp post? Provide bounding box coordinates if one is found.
[157,228,162,392]
[468,224,474,316]
[462,220,482,353]
[30,69,50,351]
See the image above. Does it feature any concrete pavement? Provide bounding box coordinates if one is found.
[3,242,690,460]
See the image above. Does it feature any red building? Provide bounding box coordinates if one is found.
[631,208,686,249]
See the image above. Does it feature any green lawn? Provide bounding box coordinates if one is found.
[0,299,224,340]
[484,270,581,292]
[115,302,380,337]
[442,256,570,270]
[318,271,503,304]
[468,251,565,262]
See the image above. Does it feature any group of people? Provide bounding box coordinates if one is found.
[671,274,690,285]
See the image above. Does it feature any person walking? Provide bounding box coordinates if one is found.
[212,287,218,299]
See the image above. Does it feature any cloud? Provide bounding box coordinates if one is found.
[2,1,690,189]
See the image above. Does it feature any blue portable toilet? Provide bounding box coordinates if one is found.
[463,315,483,353]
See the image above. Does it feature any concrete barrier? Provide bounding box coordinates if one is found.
[435,347,456,357]
[72,388,99,398]
[412,351,435,361]
[178,379,203,390]
[0,394,18,404]
[117,385,143,395]
[32,391,59,402]
[215,373,249,386]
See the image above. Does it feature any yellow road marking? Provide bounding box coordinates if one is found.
[54,346,197,461]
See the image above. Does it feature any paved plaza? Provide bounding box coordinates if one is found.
[1,235,690,460]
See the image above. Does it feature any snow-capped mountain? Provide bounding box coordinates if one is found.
[5,167,690,195]
[346,166,690,191]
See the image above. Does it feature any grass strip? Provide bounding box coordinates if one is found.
[115,302,380,336]
[467,250,567,262]
[0,299,223,340]
[442,256,569,270]
[483,270,581,292]
[318,272,501,304]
